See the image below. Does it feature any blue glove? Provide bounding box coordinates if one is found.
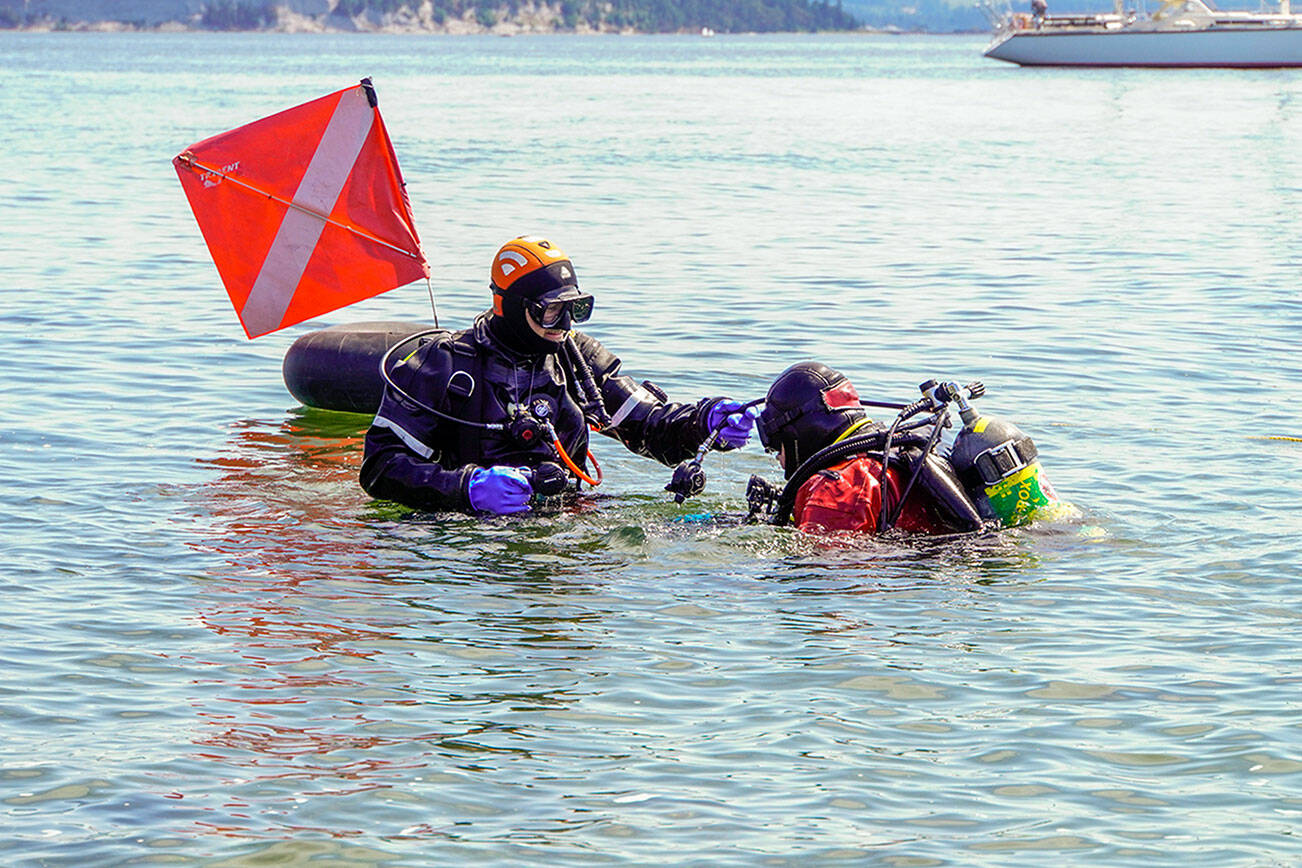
[467,466,533,515]
[706,399,760,449]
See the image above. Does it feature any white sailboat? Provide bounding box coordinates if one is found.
[982,0,1302,67]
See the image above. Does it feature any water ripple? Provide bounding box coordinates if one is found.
[2,30,1301,868]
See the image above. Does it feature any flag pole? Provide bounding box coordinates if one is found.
[174,152,425,265]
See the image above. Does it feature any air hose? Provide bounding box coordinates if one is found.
[872,395,938,532]
[563,335,613,431]
[665,397,765,503]
[379,330,506,432]
[550,428,603,487]
[881,413,947,530]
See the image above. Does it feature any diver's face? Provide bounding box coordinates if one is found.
[525,309,567,343]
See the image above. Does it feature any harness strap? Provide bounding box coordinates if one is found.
[436,332,489,467]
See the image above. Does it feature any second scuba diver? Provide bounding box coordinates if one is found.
[751,362,1063,534]
[360,236,759,515]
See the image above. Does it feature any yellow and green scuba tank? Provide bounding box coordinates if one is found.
[948,407,1059,528]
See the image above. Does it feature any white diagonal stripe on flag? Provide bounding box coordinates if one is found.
[240,85,375,337]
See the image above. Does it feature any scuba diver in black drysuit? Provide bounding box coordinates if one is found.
[360,236,759,515]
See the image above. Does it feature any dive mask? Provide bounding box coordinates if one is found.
[756,410,777,452]
[528,293,594,329]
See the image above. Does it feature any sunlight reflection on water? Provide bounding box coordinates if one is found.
[1,30,1301,867]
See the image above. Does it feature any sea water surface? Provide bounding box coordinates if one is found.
[1,30,1300,866]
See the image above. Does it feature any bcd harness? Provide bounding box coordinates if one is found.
[747,423,984,534]
[378,328,607,488]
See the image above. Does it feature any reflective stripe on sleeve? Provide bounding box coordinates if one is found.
[610,386,655,428]
[373,415,435,459]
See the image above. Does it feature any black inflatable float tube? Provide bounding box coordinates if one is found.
[282,321,443,415]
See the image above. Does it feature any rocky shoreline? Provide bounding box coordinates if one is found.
[1,0,872,34]
[2,2,642,34]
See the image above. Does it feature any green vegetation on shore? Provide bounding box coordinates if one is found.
[201,1,275,29]
[1,0,988,33]
[3,0,862,33]
[532,0,858,32]
[291,0,858,32]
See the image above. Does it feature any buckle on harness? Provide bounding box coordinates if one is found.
[973,437,1037,486]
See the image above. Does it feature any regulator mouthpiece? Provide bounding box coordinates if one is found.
[666,459,707,504]
[745,475,780,523]
[527,461,569,498]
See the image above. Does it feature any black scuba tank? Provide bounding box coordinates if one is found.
[948,405,1058,528]
[282,321,442,414]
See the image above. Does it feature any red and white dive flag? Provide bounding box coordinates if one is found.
[174,79,428,339]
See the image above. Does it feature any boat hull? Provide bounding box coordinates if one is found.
[985,26,1302,66]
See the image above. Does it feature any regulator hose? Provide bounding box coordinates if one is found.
[874,396,938,533]
[881,413,947,531]
[551,431,603,487]
[378,329,506,431]
[562,335,614,431]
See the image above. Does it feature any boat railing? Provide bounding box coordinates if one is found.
[989,10,1299,33]
[988,0,1302,35]
[983,4,1132,33]
[1040,13,1128,25]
